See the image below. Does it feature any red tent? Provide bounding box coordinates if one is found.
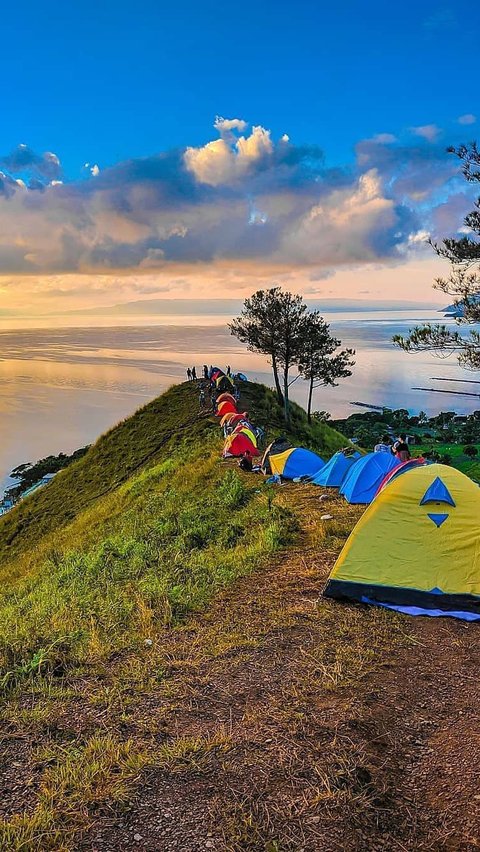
[223,432,260,458]
[216,401,238,418]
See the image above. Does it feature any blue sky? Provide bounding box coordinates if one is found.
[0,0,478,313]
[2,0,478,175]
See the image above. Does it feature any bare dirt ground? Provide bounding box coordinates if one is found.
[79,487,480,852]
[2,485,479,851]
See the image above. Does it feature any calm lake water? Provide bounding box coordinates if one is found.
[1,309,478,496]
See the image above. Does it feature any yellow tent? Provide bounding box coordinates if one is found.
[324,464,480,619]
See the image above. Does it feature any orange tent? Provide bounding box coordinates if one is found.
[216,392,236,406]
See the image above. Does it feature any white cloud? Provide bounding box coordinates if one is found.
[45,151,60,166]
[458,114,476,125]
[277,169,398,265]
[184,121,274,186]
[411,124,440,142]
[372,133,397,144]
[90,164,100,177]
[214,116,248,135]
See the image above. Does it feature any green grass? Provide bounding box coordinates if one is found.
[0,380,352,849]
[0,381,347,574]
[0,733,150,851]
[238,381,350,456]
[0,380,349,691]
[415,442,480,480]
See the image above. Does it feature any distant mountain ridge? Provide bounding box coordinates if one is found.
[60,297,438,317]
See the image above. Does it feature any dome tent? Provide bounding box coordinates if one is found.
[261,437,292,475]
[310,449,361,487]
[339,452,401,504]
[231,424,257,447]
[220,412,248,428]
[216,401,238,418]
[269,448,325,480]
[216,374,235,393]
[216,392,236,406]
[324,464,480,620]
[223,432,259,458]
[375,457,429,497]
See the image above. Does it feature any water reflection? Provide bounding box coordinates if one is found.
[0,311,478,494]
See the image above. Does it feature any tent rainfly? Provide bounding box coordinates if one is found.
[324,464,480,620]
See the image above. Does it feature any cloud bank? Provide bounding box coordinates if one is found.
[0,117,476,277]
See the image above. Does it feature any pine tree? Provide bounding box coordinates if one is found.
[394,143,480,369]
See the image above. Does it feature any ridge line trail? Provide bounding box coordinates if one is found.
[84,484,480,852]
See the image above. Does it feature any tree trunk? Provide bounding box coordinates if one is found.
[271,354,284,405]
[307,376,313,423]
[283,365,290,425]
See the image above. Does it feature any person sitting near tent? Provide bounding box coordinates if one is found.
[374,434,393,453]
[393,434,411,463]
[239,450,253,472]
[199,386,206,408]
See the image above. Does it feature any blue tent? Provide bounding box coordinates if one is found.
[339,452,401,504]
[269,447,325,480]
[310,450,361,487]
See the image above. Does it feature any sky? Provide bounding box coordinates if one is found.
[0,0,479,317]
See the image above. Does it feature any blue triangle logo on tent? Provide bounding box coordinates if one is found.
[420,477,456,507]
[427,513,449,528]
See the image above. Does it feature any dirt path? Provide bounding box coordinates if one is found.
[76,485,480,852]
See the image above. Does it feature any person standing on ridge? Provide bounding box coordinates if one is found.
[192,366,197,381]
[186,367,192,382]
[203,365,208,380]
[226,365,231,376]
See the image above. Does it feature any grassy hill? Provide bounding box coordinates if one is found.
[0,380,348,683]
[0,382,478,850]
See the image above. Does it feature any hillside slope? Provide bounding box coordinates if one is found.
[0,380,350,678]
[1,484,479,850]
[0,380,346,573]
[0,383,478,850]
